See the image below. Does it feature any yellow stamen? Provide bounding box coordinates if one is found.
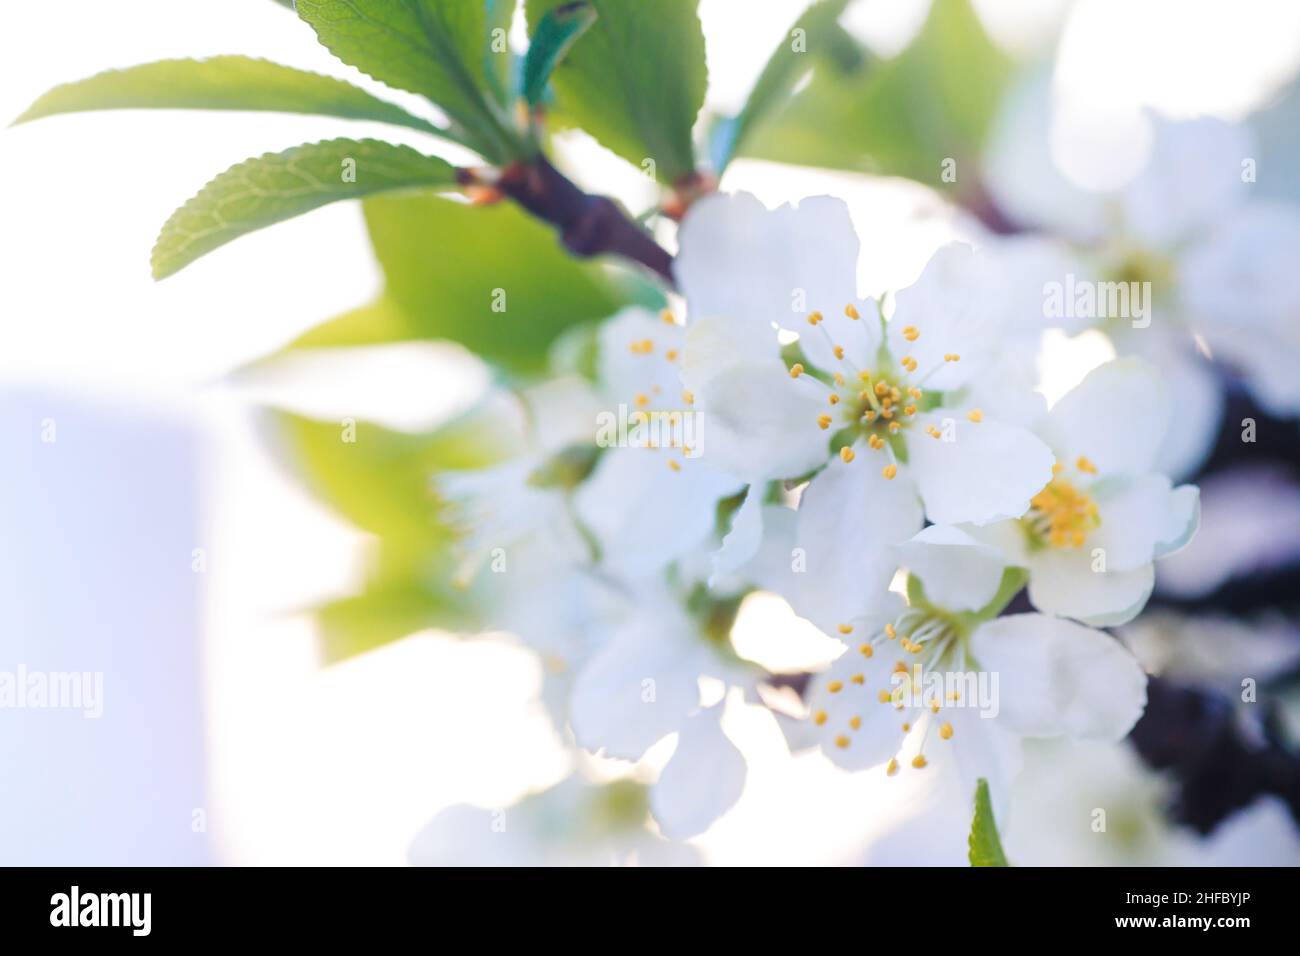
[840,446,856,463]
[682,390,694,405]
[789,363,805,379]
[1077,455,1098,474]
[817,414,833,430]
[850,673,865,685]
[859,644,874,658]
[837,623,854,635]
[808,311,823,326]
[828,394,840,405]
[849,715,862,730]
[884,623,896,639]
[845,303,860,320]
[668,459,681,472]
[967,408,983,423]
[882,464,898,480]
[833,345,845,360]
[939,721,954,740]
[886,758,899,776]
[877,690,891,703]
[813,710,827,726]
[902,326,919,342]
[828,680,843,693]
[835,734,850,749]
[911,755,928,769]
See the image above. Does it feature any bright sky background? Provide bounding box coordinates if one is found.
[3,0,1297,864]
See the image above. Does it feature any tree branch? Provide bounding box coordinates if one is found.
[487,156,676,286]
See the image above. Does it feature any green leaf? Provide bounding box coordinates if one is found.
[152,138,457,280]
[742,0,1011,186]
[268,406,516,661]
[968,778,1010,867]
[278,191,627,371]
[11,56,448,138]
[522,2,598,107]
[526,0,705,182]
[715,0,853,171]
[295,0,522,160]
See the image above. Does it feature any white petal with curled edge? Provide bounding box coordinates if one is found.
[710,484,764,586]
[969,614,1148,740]
[1041,358,1169,476]
[1025,548,1155,627]
[693,359,831,481]
[906,414,1055,526]
[675,191,860,334]
[650,704,747,840]
[896,525,1009,612]
[1090,474,1177,572]
[569,610,705,760]
[791,450,923,632]
[1156,484,1200,559]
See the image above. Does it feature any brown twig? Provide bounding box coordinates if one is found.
[484,156,676,286]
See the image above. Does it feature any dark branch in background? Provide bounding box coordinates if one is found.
[1129,676,1300,835]
[480,157,676,286]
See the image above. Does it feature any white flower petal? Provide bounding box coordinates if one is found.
[574,446,743,575]
[906,414,1055,526]
[694,359,831,481]
[569,610,704,760]
[887,243,1008,391]
[1156,484,1200,558]
[970,614,1148,740]
[790,452,923,631]
[596,307,687,406]
[897,525,1010,613]
[650,704,746,840]
[1122,115,1253,248]
[675,191,859,332]
[679,312,781,395]
[1041,357,1169,477]
[710,484,764,586]
[804,646,912,772]
[921,706,1024,828]
[1090,474,1179,571]
[1026,548,1155,626]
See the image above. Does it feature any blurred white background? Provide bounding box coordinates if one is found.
[3,0,1298,865]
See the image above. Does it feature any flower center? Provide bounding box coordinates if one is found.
[788,305,967,479]
[814,606,969,774]
[1024,459,1100,549]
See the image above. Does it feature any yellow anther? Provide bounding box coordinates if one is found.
[813,710,828,726]
[660,309,676,325]
[875,382,889,396]
[884,623,896,639]
[967,408,983,423]
[911,755,928,769]
[837,623,854,635]
[1077,455,1098,475]
[635,393,650,408]
[808,311,824,326]
[944,353,960,362]
[893,661,908,674]
[835,734,850,749]
[665,349,678,362]
[851,673,865,685]
[863,410,877,423]
[908,387,922,400]
[845,303,860,320]
[828,680,843,693]
[833,345,845,360]
[849,715,862,730]
[840,447,855,464]
[930,701,941,714]
[877,690,892,703]
[858,370,872,382]
[903,405,916,416]
[682,390,694,405]
[882,464,898,480]
[902,722,911,732]
[868,434,884,450]
[828,394,840,405]
[789,363,805,379]
[902,325,919,342]
[668,459,681,472]
[886,758,899,776]
[901,356,918,372]
[817,414,833,430]
[939,721,954,740]
[880,407,894,420]
[887,421,901,434]
[859,644,874,658]
[833,372,845,387]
